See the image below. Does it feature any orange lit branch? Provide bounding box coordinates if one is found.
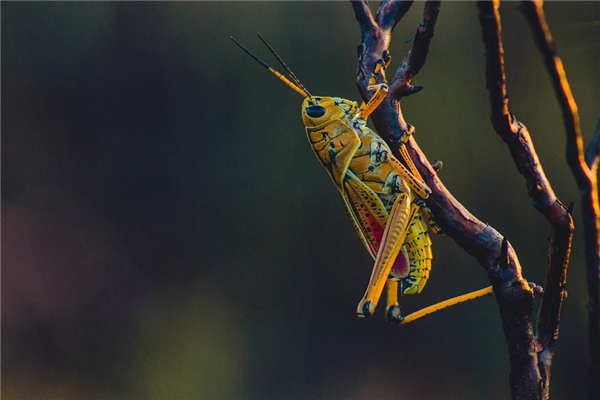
[478,2,574,395]
[522,1,600,397]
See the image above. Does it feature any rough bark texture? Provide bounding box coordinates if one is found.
[351,1,580,398]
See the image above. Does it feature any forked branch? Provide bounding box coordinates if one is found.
[352,0,576,398]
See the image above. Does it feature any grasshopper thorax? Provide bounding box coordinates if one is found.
[301,96,359,128]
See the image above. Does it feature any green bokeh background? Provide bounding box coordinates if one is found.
[2,2,599,399]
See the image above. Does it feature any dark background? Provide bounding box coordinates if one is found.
[2,2,599,399]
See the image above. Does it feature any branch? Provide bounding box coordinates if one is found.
[479,2,574,394]
[352,1,579,398]
[522,1,600,397]
[389,1,441,99]
[352,0,377,32]
[352,0,414,89]
[408,126,544,400]
[521,1,589,191]
[354,0,440,146]
[353,2,543,396]
[376,0,413,31]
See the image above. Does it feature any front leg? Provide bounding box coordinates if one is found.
[357,83,389,120]
[357,54,392,120]
[385,152,432,199]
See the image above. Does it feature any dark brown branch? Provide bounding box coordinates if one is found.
[406,136,541,400]
[522,2,600,398]
[478,1,509,126]
[376,0,413,31]
[352,0,377,32]
[389,1,441,99]
[353,0,416,141]
[354,0,440,146]
[352,0,415,89]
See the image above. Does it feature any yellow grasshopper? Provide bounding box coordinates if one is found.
[232,35,493,324]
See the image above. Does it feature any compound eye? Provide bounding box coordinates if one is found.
[306,105,326,118]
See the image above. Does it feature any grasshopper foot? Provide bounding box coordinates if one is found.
[528,281,545,296]
[357,299,375,318]
[386,304,404,324]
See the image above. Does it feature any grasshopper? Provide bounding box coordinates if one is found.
[232,35,493,324]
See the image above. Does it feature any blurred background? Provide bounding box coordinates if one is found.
[2,2,599,399]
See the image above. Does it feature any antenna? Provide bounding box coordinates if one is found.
[256,34,312,98]
[230,36,309,98]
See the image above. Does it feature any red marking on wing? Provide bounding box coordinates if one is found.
[365,214,410,279]
[343,179,409,278]
[390,248,410,279]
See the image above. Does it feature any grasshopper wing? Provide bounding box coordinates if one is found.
[340,171,410,279]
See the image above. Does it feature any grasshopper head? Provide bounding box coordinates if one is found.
[301,96,359,128]
[230,37,359,128]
